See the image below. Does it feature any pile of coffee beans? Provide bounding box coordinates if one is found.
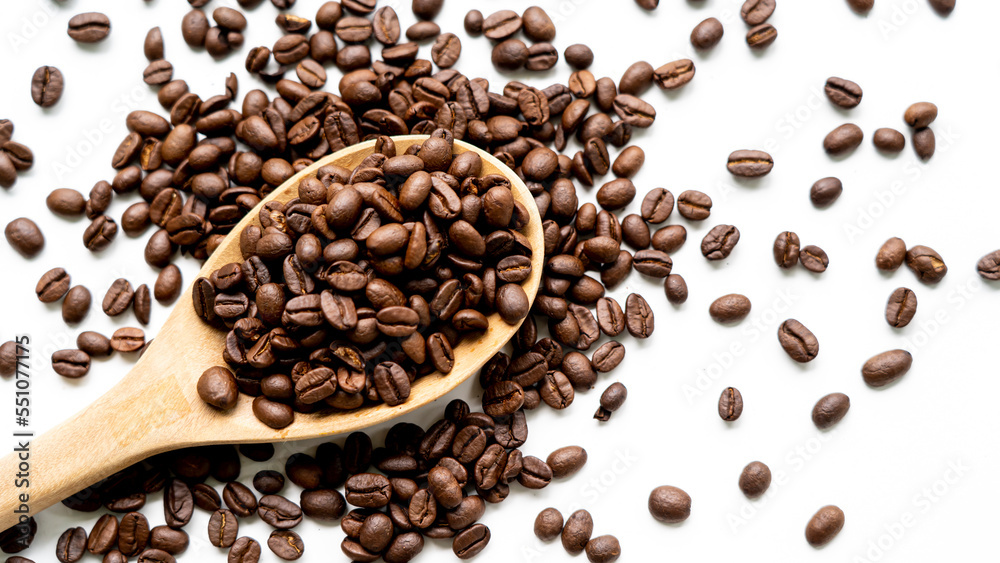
[0,120,34,189]
[193,137,535,428]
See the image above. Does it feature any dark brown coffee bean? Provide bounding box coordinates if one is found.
[564,44,594,69]
[625,293,654,338]
[57,527,87,563]
[68,12,111,43]
[154,265,182,303]
[595,297,625,337]
[773,231,801,269]
[431,33,461,68]
[31,66,64,108]
[229,537,261,563]
[134,284,151,325]
[534,508,563,541]
[143,60,174,86]
[727,150,773,177]
[640,188,673,224]
[812,393,850,429]
[267,530,303,560]
[163,479,193,529]
[546,446,587,479]
[52,349,90,378]
[824,77,863,108]
[35,267,70,303]
[109,327,144,353]
[594,382,627,421]
[62,286,91,324]
[810,177,843,207]
[904,102,937,128]
[876,237,906,271]
[913,127,935,160]
[633,249,672,277]
[561,509,593,554]
[824,123,864,155]
[862,349,912,388]
[709,294,751,324]
[739,462,771,499]
[905,245,947,283]
[701,224,740,260]
[118,512,150,557]
[47,188,87,216]
[84,216,118,252]
[885,287,917,328]
[76,331,111,357]
[483,9,522,40]
[873,128,906,152]
[612,94,656,127]
[718,387,743,422]
[591,341,625,374]
[208,510,238,548]
[746,23,777,48]
[662,274,687,306]
[103,279,134,316]
[453,523,490,559]
[977,249,1000,280]
[741,0,776,24]
[301,489,346,521]
[198,366,239,410]
[676,190,711,220]
[652,225,686,254]
[800,245,829,273]
[805,506,845,547]
[778,319,819,363]
[346,473,392,508]
[149,527,187,555]
[5,218,45,257]
[258,495,303,529]
[691,18,723,50]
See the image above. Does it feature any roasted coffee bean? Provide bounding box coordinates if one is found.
[612,94,655,127]
[585,535,621,563]
[701,224,740,260]
[594,382,627,421]
[463,9,484,34]
[776,319,818,362]
[36,267,71,303]
[824,77,863,108]
[223,482,258,517]
[546,446,587,479]
[198,366,238,410]
[267,530,304,561]
[810,177,843,207]
[709,294,751,324]
[746,23,777,48]
[208,509,238,548]
[862,349,912,387]
[103,279,134,316]
[87,514,119,555]
[800,245,829,273]
[591,342,624,374]
[929,0,956,15]
[847,0,874,12]
[517,455,552,489]
[483,9,522,40]
[727,150,773,177]
[691,18,723,50]
[155,265,182,303]
[885,287,917,328]
[625,293,653,338]
[823,123,864,155]
[5,218,45,257]
[77,331,112,357]
[676,190,711,220]
[68,12,111,43]
[118,512,150,557]
[452,523,490,559]
[649,485,691,523]
[144,60,174,86]
[52,349,90,378]
[0,341,18,377]
[31,65,64,108]
[873,128,906,152]
[346,473,392,508]
[47,188,87,216]
[301,489,346,521]
[84,216,118,252]
[640,188,673,223]
[57,527,87,563]
[229,537,261,563]
[718,387,743,422]
[632,249,672,277]
[534,508,563,541]
[913,127,935,160]
[741,0,776,24]
[977,249,1000,280]
[739,461,771,499]
[164,479,194,528]
[432,33,462,68]
[905,245,947,283]
[652,225,686,254]
[149,527,187,555]
[773,231,801,268]
[904,102,938,128]
[134,284,151,325]
[258,495,303,529]
[812,393,850,429]
[876,237,906,271]
[805,506,845,547]
[561,509,593,555]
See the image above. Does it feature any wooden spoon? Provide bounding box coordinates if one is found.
[0,136,543,529]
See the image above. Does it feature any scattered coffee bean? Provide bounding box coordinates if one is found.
[36,267,71,303]
[110,327,146,353]
[546,446,587,479]
[701,224,740,260]
[31,66,64,108]
[800,245,829,273]
[904,102,938,128]
[534,508,563,541]
[77,331,112,357]
[805,505,845,547]
[977,249,1000,280]
[624,293,654,338]
[47,188,87,216]
[823,123,864,155]
[746,23,777,48]
[103,279,134,316]
[664,274,688,305]
[0,341,18,376]
[134,284,152,325]
[738,461,771,498]
[824,77,863,108]
[198,366,239,410]
[810,177,843,207]
[154,265,182,303]
[691,18,724,50]
[885,287,917,328]
[812,393,850,429]
[648,486,691,523]
[861,349,912,387]
[709,294,751,324]
[876,237,906,271]
[564,44,593,69]
[56,526,87,563]
[594,382,627,421]
[52,349,90,378]
[905,244,947,283]
[653,59,696,90]
[727,150,773,177]
[62,286,92,324]
[561,509,593,554]
[585,535,621,563]
[68,12,111,43]
[267,530,304,560]
[718,387,743,422]
[873,128,905,152]
[677,190,712,221]
[5,218,45,257]
[777,319,819,362]
[741,0,776,24]
[846,0,874,12]
[913,127,935,160]
[773,231,801,269]
[929,0,955,15]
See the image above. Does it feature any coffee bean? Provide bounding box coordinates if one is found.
[36,267,71,303]
[741,0,776,24]
[800,245,829,273]
[229,537,261,563]
[155,265,182,303]
[534,508,563,541]
[648,486,691,523]
[876,237,906,271]
[517,455,552,489]
[691,18,724,50]
[258,495,303,529]
[164,479,193,528]
[46,188,87,216]
[267,530,304,560]
[612,94,656,127]
[62,286,91,324]
[873,128,905,152]
[52,349,90,378]
[384,532,424,562]
[144,27,164,60]
[559,509,593,555]
[585,535,621,563]
[88,514,119,555]
[676,190,711,220]
[812,393,850,429]
[118,512,150,557]
[810,177,843,207]
[805,506,845,547]
[862,349,912,387]
[301,489,346,521]
[847,0,874,12]
[149,527,187,555]
[564,44,593,69]
[134,284,151,325]
[727,150,773,177]
[778,319,819,363]
[773,231,801,268]
[904,102,937,128]
[5,218,45,257]
[823,123,864,155]
[746,23,777,48]
[103,279,134,316]
[77,331,112,357]
[701,224,740,260]
[0,341,18,377]
[546,446,587,479]
[405,20,438,40]
[709,294,751,324]
[593,382,627,421]
[625,293,654,338]
[110,327,145,353]
[208,509,238,548]
[977,249,1000,280]
[738,461,771,499]
[83,216,118,252]
[929,0,956,15]
[663,274,688,306]
[905,244,947,283]
[483,10,522,40]
[653,59,696,90]
[68,12,111,43]
[718,387,743,422]
[885,287,917,328]
[640,188,673,223]
[198,366,239,410]
[913,127,935,160]
[223,482,258,517]
[144,60,174,86]
[56,527,87,563]
[633,249,672,277]
[31,66,64,108]
[635,0,659,9]
[652,225,686,254]
[824,77,863,108]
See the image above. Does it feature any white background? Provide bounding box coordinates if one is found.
[0,0,995,561]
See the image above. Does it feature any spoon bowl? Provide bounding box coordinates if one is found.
[0,135,543,529]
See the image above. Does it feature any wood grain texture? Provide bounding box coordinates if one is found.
[0,136,542,529]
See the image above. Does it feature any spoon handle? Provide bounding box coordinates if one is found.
[0,368,190,530]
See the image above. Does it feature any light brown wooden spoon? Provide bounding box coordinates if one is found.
[0,136,542,530]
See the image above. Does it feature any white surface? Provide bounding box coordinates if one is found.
[0,0,995,561]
